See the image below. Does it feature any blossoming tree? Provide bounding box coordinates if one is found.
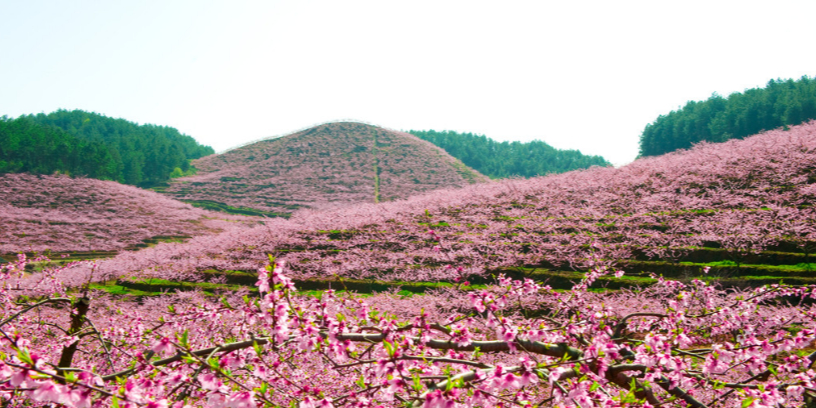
[2,253,816,407]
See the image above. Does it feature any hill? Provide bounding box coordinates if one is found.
[160,122,488,216]
[639,75,816,157]
[60,121,816,292]
[0,173,253,257]
[3,109,215,186]
[409,129,610,178]
[12,122,816,408]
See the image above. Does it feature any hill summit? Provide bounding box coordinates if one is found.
[161,122,488,216]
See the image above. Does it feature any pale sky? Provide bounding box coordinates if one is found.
[2,1,815,166]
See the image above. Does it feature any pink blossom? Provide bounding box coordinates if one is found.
[151,337,175,355]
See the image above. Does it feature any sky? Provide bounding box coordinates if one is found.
[2,1,815,166]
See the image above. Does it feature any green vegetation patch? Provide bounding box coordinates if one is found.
[639,76,816,157]
[182,200,293,218]
[409,129,610,178]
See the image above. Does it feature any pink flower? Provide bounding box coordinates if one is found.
[145,400,169,408]
[30,381,70,404]
[787,385,805,398]
[549,367,566,384]
[256,267,270,292]
[199,373,222,391]
[519,370,538,387]
[422,390,452,408]
[0,362,12,379]
[10,369,32,387]
[226,391,257,408]
[70,387,94,408]
[500,372,521,389]
[151,337,175,355]
[300,396,317,408]
[469,292,486,313]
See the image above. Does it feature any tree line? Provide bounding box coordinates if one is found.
[639,75,816,157]
[408,130,610,178]
[0,109,214,186]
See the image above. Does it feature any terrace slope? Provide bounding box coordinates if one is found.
[37,121,816,290]
[160,122,488,216]
[0,173,254,256]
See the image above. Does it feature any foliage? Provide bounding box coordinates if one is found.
[409,129,611,178]
[1,110,215,186]
[639,76,816,157]
[0,116,119,179]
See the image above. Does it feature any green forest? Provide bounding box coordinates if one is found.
[0,110,214,186]
[639,76,816,157]
[409,130,610,178]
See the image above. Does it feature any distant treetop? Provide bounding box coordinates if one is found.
[0,109,215,186]
[639,75,816,157]
[407,130,610,178]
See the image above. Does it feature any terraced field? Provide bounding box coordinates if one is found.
[62,122,815,300]
[6,123,816,408]
[0,173,256,257]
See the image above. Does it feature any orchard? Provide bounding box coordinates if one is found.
[1,122,815,407]
[3,251,816,407]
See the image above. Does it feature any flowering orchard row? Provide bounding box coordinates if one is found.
[37,121,816,290]
[161,122,487,215]
[3,251,816,407]
[0,173,256,255]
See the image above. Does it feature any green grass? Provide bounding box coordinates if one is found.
[87,277,259,298]
[89,282,164,297]
[87,272,490,299]
[181,199,293,218]
[679,260,816,272]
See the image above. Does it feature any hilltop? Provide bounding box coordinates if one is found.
[160,122,488,216]
[0,173,253,257]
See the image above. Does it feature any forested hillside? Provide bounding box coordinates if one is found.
[640,75,816,156]
[0,110,215,186]
[408,129,610,178]
[0,116,119,179]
